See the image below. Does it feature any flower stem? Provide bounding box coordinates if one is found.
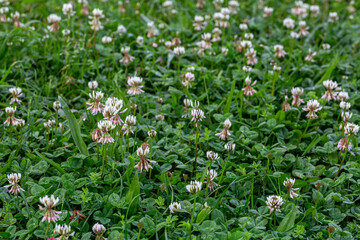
[333,140,350,181]
[296,118,311,146]
[44,221,50,240]
[192,124,199,177]
[216,152,230,197]
[101,144,107,177]
[189,194,197,239]
[313,189,319,216]
[205,161,212,198]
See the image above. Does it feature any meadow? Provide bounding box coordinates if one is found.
[1,0,360,239]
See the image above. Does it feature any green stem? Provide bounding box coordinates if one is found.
[44,221,50,240]
[205,161,212,198]
[296,118,311,146]
[189,194,197,239]
[216,152,230,196]
[333,140,350,180]
[313,189,319,216]
[192,124,199,177]
[101,144,107,177]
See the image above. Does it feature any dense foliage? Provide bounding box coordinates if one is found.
[1,0,360,239]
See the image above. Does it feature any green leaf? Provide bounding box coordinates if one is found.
[277,203,297,232]
[58,96,89,156]
[316,55,338,85]
[81,232,92,240]
[108,230,123,240]
[125,173,140,216]
[34,150,66,174]
[196,207,212,224]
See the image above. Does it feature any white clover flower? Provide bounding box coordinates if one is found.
[102,36,112,44]
[266,195,284,213]
[173,46,185,55]
[169,202,181,214]
[186,181,202,194]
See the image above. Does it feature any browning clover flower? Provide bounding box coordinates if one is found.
[266,195,284,213]
[339,112,352,130]
[39,195,61,222]
[305,49,316,62]
[4,173,24,194]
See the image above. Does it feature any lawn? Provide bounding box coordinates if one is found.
[1,0,360,239]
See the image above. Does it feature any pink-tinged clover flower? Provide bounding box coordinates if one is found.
[283,178,299,198]
[120,46,135,65]
[291,87,304,106]
[4,173,24,194]
[274,45,287,58]
[39,195,61,222]
[337,138,352,151]
[321,80,339,101]
[242,76,256,96]
[206,169,218,190]
[9,87,22,104]
[135,143,155,172]
[4,107,19,126]
[92,223,106,240]
[303,100,322,119]
[127,76,144,95]
[215,119,231,141]
[97,120,115,143]
[266,195,284,213]
[87,91,104,115]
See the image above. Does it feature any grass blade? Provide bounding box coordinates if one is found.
[58,96,89,156]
